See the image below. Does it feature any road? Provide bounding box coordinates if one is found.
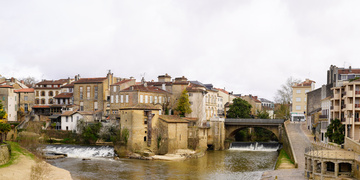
[261,122,312,180]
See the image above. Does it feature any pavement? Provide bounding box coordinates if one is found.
[261,122,312,180]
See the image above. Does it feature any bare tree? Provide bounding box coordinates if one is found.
[274,77,301,104]
[19,76,38,87]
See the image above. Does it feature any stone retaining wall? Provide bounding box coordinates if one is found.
[0,144,11,165]
[282,121,298,168]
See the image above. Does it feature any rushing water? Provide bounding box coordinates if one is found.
[45,143,279,180]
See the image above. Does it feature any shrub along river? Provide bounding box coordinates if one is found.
[45,142,280,180]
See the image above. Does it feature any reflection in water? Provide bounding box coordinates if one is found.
[47,148,278,180]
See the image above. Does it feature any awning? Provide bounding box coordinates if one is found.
[49,114,61,119]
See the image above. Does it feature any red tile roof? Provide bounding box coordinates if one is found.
[111,79,134,86]
[338,69,360,74]
[0,85,13,88]
[121,84,170,94]
[36,79,68,85]
[54,92,73,99]
[14,88,34,93]
[74,77,107,84]
[294,79,315,87]
[32,105,50,108]
[61,111,79,116]
[62,82,75,88]
[215,88,229,94]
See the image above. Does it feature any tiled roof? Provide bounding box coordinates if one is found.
[159,115,189,123]
[36,79,68,85]
[294,79,315,87]
[111,79,134,86]
[0,85,13,88]
[62,82,75,88]
[14,88,34,93]
[215,88,229,94]
[338,69,360,74]
[61,111,78,116]
[54,92,73,99]
[32,105,50,108]
[119,104,162,110]
[121,84,170,94]
[74,77,107,84]
[147,81,173,86]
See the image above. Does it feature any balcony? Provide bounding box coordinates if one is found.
[330,106,334,110]
[356,104,360,108]
[341,118,346,122]
[356,91,360,95]
[341,104,346,109]
[355,118,360,122]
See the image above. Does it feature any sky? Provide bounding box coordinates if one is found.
[1,0,360,101]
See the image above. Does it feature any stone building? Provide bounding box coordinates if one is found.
[14,88,34,114]
[73,71,116,117]
[328,65,360,87]
[0,85,18,122]
[241,94,262,116]
[109,78,136,120]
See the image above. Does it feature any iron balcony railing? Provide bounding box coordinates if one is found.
[319,115,328,119]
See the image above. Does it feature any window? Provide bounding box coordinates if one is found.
[56,91,59,96]
[111,95,114,103]
[304,98,307,102]
[49,91,53,96]
[150,96,153,103]
[41,91,45,96]
[94,102,98,111]
[155,96,158,104]
[36,91,39,96]
[24,96,28,101]
[145,95,148,103]
[66,116,68,122]
[87,86,90,99]
[49,99,53,104]
[126,95,129,103]
[121,95,124,103]
[71,116,73,122]
[35,99,39,104]
[94,86,98,99]
[80,102,84,111]
[24,104,28,112]
[116,95,119,103]
[159,96,162,103]
[305,90,309,93]
[296,106,301,110]
[41,99,45,104]
[296,90,301,94]
[80,87,83,100]
[296,97,301,102]
[140,95,143,103]
[144,118,147,124]
[304,106,307,110]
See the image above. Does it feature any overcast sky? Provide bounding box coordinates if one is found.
[1,0,360,101]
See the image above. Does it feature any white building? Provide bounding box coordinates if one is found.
[61,111,83,132]
[0,85,18,122]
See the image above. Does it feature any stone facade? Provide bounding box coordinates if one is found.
[241,95,262,116]
[14,88,34,114]
[0,144,10,166]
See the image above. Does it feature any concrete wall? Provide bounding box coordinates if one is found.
[208,118,225,150]
[282,121,298,168]
[0,144,10,166]
[345,137,360,153]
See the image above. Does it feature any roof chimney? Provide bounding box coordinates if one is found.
[349,66,352,72]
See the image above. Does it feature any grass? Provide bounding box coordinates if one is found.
[275,149,294,169]
[0,141,34,168]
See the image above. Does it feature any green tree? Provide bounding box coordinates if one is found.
[81,122,102,144]
[257,109,270,119]
[226,98,252,118]
[325,119,345,144]
[175,89,192,117]
[0,100,7,120]
[0,122,11,144]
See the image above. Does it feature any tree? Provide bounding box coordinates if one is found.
[19,76,38,87]
[325,119,345,144]
[274,77,301,104]
[0,123,11,144]
[0,100,7,121]
[257,109,270,119]
[274,104,291,120]
[226,98,252,118]
[175,89,192,117]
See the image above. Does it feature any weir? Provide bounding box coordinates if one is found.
[44,145,115,158]
[229,142,281,151]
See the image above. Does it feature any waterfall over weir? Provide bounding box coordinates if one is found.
[44,145,115,158]
[229,142,281,151]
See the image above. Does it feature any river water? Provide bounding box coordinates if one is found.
[45,144,279,180]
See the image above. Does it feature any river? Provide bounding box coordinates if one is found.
[45,144,279,180]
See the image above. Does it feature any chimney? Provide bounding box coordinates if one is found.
[349,66,352,72]
[11,77,15,83]
[67,77,71,84]
[144,82,147,87]
[21,80,24,84]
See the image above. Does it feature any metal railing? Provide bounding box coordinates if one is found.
[305,146,356,160]
[225,118,285,124]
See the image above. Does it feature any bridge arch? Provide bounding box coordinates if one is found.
[225,119,284,142]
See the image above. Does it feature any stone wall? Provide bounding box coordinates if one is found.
[345,137,360,153]
[0,144,11,166]
[282,121,298,168]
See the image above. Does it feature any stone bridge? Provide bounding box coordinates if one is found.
[225,119,285,142]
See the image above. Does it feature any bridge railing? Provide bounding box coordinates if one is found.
[225,118,285,124]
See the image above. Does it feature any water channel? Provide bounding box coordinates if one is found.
[45,143,280,180]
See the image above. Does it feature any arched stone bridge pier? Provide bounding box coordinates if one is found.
[225,119,285,142]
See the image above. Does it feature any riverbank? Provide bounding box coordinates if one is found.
[0,142,72,180]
